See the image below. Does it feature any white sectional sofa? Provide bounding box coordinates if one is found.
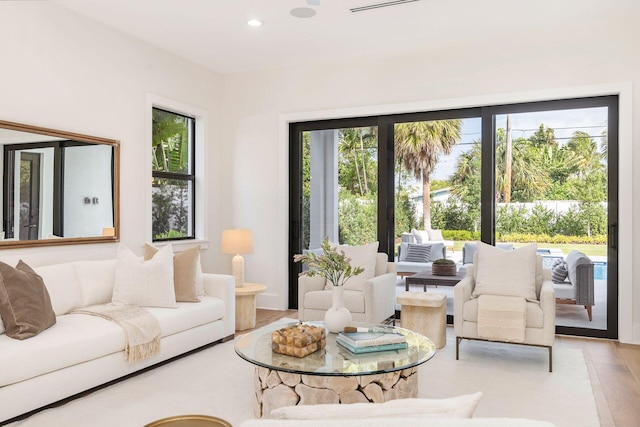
[396,241,447,275]
[0,258,235,423]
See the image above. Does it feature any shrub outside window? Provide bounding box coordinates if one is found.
[152,107,195,241]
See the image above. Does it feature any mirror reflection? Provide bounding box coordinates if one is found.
[0,121,119,248]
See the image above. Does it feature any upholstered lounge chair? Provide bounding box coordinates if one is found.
[454,243,556,371]
[298,252,397,323]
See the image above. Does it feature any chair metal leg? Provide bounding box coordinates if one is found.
[456,337,461,360]
[548,346,553,373]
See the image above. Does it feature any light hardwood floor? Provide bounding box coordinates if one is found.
[247,309,640,427]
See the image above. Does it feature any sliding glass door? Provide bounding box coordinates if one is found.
[485,98,618,337]
[289,96,618,339]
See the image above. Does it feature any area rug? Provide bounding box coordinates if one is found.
[8,320,599,427]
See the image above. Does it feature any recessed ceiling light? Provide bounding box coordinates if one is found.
[290,7,316,18]
[247,19,264,27]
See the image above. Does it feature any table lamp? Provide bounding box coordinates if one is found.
[221,229,254,287]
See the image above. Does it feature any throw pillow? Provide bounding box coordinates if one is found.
[472,242,538,301]
[404,243,432,263]
[270,392,483,419]
[411,229,430,244]
[145,244,201,302]
[74,259,118,306]
[330,241,379,291]
[428,228,444,241]
[0,260,57,340]
[112,244,177,308]
[551,259,568,283]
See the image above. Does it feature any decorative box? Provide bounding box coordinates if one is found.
[271,323,326,358]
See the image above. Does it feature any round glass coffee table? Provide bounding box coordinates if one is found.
[235,321,436,418]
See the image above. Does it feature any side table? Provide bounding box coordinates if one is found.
[235,283,266,331]
[396,291,447,349]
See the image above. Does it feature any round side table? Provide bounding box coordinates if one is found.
[144,414,232,427]
[235,283,266,331]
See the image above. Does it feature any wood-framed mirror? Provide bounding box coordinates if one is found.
[0,120,119,248]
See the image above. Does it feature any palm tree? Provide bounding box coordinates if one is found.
[395,120,462,229]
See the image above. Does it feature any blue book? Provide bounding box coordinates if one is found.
[336,336,408,354]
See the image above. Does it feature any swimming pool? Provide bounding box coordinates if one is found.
[594,261,607,280]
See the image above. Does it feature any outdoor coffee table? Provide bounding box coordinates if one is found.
[234,320,436,418]
[405,269,466,291]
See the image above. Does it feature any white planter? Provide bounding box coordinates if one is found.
[324,285,352,333]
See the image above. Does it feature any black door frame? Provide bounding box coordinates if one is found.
[288,95,619,339]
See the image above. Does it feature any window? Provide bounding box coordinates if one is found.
[151,107,195,241]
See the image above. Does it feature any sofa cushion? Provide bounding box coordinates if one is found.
[74,259,117,306]
[399,242,445,262]
[304,290,365,314]
[462,298,544,328]
[404,244,432,263]
[112,244,177,308]
[332,242,379,291]
[271,392,483,419]
[0,313,123,387]
[0,295,224,388]
[551,259,568,284]
[145,244,201,302]
[565,250,591,285]
[146,296,225,336]
[0,260,57,340]
[472,242,538,302]
[34,262,83,315]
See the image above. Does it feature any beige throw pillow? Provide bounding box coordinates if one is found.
[0,260,57,340]
[270,392,483,419]
[330,241,379,291]
[112,244,177,308]
[145,244,200,302]
[472,241,538,301]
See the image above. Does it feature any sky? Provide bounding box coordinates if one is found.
[430,106,608,182]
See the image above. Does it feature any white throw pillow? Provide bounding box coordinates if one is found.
[330,241,379,291]
[428,228,444,241]
[35,263,83,315]
[411,229,430,243]
[74,259,118,306]
[112,244,177,308]
[472,242,538,301]
[270,392,483,419]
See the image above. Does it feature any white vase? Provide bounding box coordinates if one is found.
[324,285,352,334]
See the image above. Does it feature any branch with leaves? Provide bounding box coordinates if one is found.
[293,238,364,287]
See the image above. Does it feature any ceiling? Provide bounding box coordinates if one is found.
[54,0,618,75]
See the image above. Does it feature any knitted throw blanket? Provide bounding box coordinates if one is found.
[71,304,161,363]
[477,294,526,343]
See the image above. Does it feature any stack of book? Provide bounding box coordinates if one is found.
[336,330,408,354]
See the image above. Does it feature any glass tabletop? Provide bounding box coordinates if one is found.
[234,320,436,376]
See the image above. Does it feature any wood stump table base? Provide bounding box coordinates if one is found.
[254,366,419,418]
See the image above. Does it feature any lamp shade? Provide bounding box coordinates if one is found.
[221,229,254,254]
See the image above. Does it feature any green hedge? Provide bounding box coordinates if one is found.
[442,230,480,241]
[499,233,607,245]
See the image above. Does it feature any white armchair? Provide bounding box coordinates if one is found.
[454,244,556,371]
[298,253,397,323]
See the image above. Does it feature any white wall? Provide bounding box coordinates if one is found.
[0,2,638,343]
[64,144,113,237]
[0,3,223,269]
[219,10,640,343]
